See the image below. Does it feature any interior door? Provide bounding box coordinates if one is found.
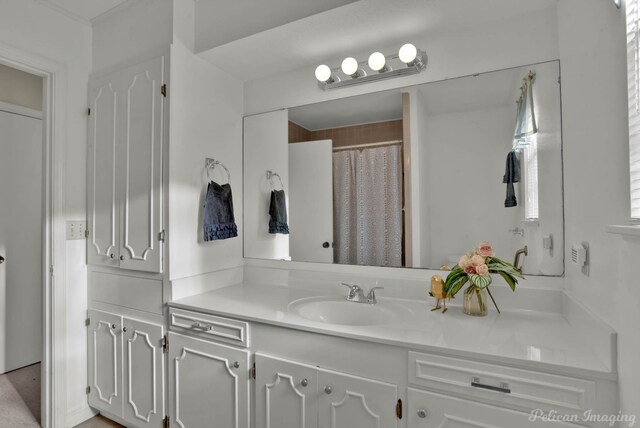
[255,353,318,428]
[317,368,398,428]
[168,332,249,428]
[123,317,164,427]
[289,139,334,263]
[88,309,123,416]
[119,55,164,273]
[87,73,120,267]
[0,108,43,373]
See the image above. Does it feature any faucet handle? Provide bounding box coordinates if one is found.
[366,286,384,303]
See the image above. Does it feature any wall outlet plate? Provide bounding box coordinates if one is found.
[66,220,86,240]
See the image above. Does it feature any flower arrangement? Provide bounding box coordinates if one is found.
[444,242,523,314]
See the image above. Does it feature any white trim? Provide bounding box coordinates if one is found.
[66,404,97,428]
[90,0,146,25]
[0,43,68,428]
[0,100,43,120]
[605,224,640,236]
[31,0,91,26]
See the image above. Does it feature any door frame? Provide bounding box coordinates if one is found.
[0,43,68,427]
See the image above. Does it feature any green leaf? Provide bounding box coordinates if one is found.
[447,276,468,298]
[469,274,492,289]
[498,271,517,291]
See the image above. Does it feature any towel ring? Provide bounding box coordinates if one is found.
[206,158,231,183]
[266,170,284,191]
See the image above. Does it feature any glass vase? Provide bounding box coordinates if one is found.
[463,285,488,316]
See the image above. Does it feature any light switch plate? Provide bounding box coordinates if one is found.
[66,220,86,240]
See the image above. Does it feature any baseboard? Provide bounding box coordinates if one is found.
[66,404,97,428]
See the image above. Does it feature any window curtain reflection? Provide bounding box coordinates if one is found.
[332,145,403,267]
[513,71,537,147]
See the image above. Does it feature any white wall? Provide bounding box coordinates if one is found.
[244,6,559,115]
[0,0,92,424]
[557,0,639,417]
[243,110,290,260]
[168,41,245,281]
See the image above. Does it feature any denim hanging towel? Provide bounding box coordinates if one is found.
[203,181,238,241]
[502,151,521,208]
[268,189,289,234]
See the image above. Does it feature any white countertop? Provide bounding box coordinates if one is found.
[169,283,615,380]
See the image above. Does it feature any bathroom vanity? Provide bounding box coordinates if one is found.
[161,264,617,428]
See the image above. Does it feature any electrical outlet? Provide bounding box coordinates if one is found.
[66,220,86,240]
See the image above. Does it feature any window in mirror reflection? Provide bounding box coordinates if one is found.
[523,136,539,220]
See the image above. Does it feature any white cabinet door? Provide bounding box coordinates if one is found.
[88,309,123,415]
[122,317,165,427]
[407,388,582,428]
[119,56,164,273]
[87,74,120,268]
[87,55,165,273]
[168,332,249,428]
[318,368,398,428]
[255,353,318,428]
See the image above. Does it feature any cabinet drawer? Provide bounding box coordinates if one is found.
[169,308,249,347]
[407,388,582,428]
[408,351,595,415]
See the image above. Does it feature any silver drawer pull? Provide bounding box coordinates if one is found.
[417,409,427,418]
[471,377,511,394]
[191,322,213,331]
[324,386,332,395]
[300,378,309,387]
[232,361,240,369]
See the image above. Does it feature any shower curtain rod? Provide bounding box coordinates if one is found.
[332,139,403,152]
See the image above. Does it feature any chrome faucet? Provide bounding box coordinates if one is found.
[341,283,384,304]
[513,245,528,272]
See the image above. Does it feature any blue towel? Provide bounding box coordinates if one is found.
[203,181,238,241]
[268,189,289,234]
[503,151,520,208]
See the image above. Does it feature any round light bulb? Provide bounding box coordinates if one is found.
[398,43,418,64]
[315,64,332,82]
[368,52,386,71]
[341,57,359,76]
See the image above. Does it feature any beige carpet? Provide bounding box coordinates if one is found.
[74,414,124,427]
[0,362,41,427]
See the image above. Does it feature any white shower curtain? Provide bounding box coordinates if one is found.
[333,145,403,267]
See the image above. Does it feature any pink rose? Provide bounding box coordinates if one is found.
[464,266,477,275]
[476,264,489,276]
[471,254,485,266]
[477,242,494,257]
[459,255,471,269]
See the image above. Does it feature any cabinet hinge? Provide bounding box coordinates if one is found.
[161,84,167,97]
[85,318,90,326]
[162,335,168,353]
[86,386,90,394]
[158,229,165,242]
[251,363,256,380]
[49,265,54,275]
[163,416,170,428]
[87,108,91,116]
[396,399,402,419]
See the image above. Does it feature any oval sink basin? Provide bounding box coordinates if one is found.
[288,296,409,326]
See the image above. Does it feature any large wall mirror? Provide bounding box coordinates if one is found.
[243,60,564,276]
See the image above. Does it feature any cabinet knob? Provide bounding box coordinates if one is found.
[322,242,330,248]
[119,255,124,261]
[324,386,332,395]
[300,378,308,387]
[110,323,117,330]
[110,253,115,259]
[122,327,128,332]
[417,409,427,419]
[232,361,240,369]
[0,255,5,264]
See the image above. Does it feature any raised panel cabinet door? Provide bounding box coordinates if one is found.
[87,74,120,267]
[88,309,123,415]
[122,317,164,427]
[168,332,249,428]
[407,388,584,428]
[255,353,318,428]
[317,368,398,428]
[119,55,165,273]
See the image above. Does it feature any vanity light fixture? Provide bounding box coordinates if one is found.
[315,43,427,90]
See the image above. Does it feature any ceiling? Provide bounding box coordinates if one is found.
[36,0,129,22]
[197,0,559,82]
